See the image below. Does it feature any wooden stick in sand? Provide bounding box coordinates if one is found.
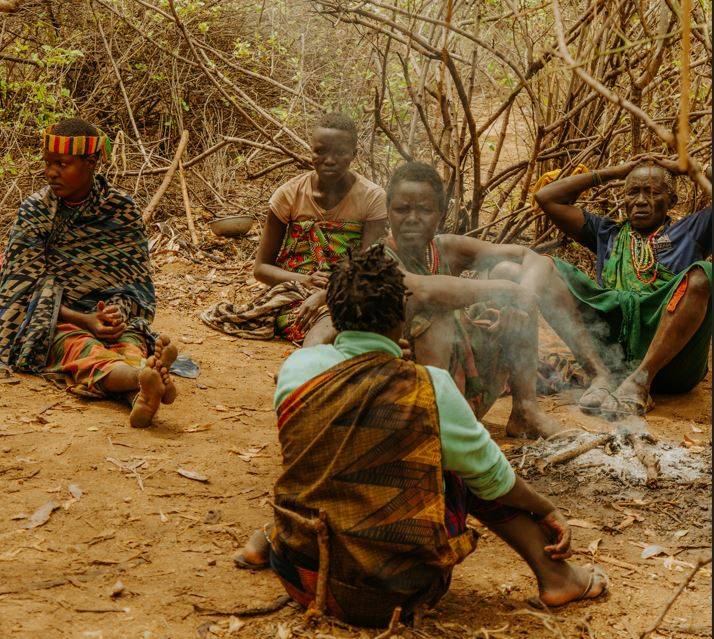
[178,159,199,246]
[270,502,330,618]
[143,130,190,224]
[537,432,613,473]
[375,606,403,639]
[639,554,712,638]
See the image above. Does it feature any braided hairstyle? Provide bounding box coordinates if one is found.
[326,245,407,334]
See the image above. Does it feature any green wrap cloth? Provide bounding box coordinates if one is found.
[553,223,711,393]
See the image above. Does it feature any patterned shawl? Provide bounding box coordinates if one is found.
[0,175,155,371]
[273,351,477,620]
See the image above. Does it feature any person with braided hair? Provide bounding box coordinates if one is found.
[535,159,711,418]
[233,245,607,626]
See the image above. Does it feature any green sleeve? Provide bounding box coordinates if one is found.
[426,366,516,500]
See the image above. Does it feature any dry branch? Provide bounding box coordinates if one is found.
[270,502,330,617]
[143,130,190,224]
[90,1,149,164]
[639,554,712,638]
[537,433,614,472]
[178,160,198,247]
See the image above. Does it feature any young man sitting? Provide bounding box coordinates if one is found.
[235,246,607,627]
[0,118,177,428]
[202,112,387,346]
[535,159,711,417]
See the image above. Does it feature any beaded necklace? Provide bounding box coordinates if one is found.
[629,224,663,285]
[424,240,440,274]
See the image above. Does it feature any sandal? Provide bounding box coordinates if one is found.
[577,385,612,415]
[233,552,270,570]
[600,392,655,421]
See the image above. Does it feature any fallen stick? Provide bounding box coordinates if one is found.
[192,595,291,617]
[375,606,403,639]
[639,554,712,638]
[178,159,198,246]
[536,433,613,473]
[143,130,190,224]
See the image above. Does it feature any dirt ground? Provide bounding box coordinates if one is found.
[0,257,711,639]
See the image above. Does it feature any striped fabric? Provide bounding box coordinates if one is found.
[42,127,111,160]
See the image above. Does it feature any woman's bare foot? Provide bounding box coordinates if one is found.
[153,335,178,405]
[129,357,165,428]
[507,401,565,439]
[234,527,271,569]
[539,563,608,607]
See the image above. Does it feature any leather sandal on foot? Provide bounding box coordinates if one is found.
[577,385,612,415]
[233,552,270,570]
[600,393,655,421]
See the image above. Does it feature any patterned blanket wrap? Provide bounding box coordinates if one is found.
[202,219,362,342]
[0,176,155,371]
[272,351,477,625]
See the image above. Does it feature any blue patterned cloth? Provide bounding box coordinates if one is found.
[0,175,155,371]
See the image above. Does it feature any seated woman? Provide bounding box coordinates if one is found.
[381,162,617,438]
[535,159,711,417]
[235,247,607,626]
[0,118,177,428]
[202,112,387,346]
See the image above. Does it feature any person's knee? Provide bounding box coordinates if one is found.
[489,260,522,282]
[303,317,337,346]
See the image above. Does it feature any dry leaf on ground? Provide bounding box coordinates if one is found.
[231,444,267,462]
[177,468,209,482]
[568,519,600,530]
[641,544,666,559]
[183,423,213,433]
[25,500,59,529]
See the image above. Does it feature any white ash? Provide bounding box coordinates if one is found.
[522,433,710,484]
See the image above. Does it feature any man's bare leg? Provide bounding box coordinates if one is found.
[482,512,608,607]
[234,526,272,569]
[303,315,338,347]
[101,363,141,394]
[234,514,608,607]
[601,267,710,416]
[497,303,564,439]
[489,260,614,411]
[412,309,563,438]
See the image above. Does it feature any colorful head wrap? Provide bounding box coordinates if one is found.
[42,125,112,161]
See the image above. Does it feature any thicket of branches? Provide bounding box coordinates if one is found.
[1,0,711,252]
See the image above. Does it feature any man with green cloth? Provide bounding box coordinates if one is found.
[535,159,711,418]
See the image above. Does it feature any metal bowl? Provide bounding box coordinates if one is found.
[208,215,254,237]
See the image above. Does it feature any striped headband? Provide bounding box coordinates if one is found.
[42,126,112,161]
